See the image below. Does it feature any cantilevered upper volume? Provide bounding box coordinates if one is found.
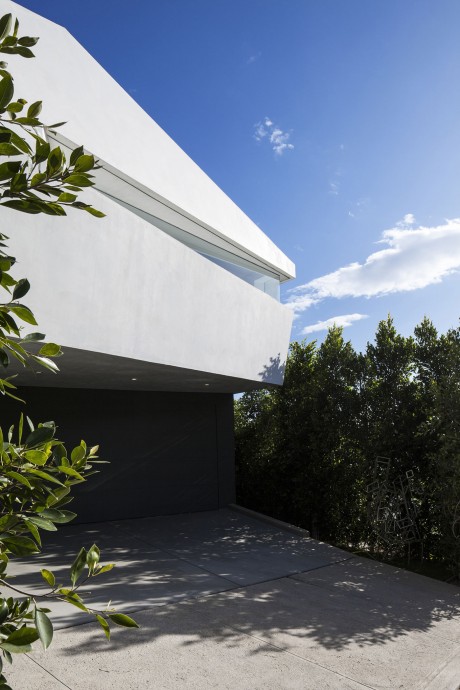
[1,0,295,392]
[4,0,295,283]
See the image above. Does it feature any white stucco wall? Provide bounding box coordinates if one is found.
[0,0,295,280]
[4,189,292,385]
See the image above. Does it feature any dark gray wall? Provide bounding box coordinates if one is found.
[1,388,235,523]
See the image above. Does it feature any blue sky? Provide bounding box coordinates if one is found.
[16,0,460,350]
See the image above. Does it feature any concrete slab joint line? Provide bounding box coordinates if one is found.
[223,625,377,690]
[6,509,460,689]
[26,654,72,689]
[420,647,460,690]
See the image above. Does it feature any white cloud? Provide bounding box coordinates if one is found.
[328,168,342,196]
[254,117,294,156]
[287,216,460,315]
[347,197,370,219]
[302,313,368,335]
[398,213,416,227]
[329,181,339,196]
[247,52,261,64]
[254,122,268,141]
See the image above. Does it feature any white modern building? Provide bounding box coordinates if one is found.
[0,1,294,521]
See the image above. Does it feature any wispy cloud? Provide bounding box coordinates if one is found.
[329,180,339,196]
[328,168,342,196]
[287,215,460,315]
[397,213,416,227]
[348,197,370,219]
[302,313,368,335]
[247,52,261,64]
[254,117,294,156]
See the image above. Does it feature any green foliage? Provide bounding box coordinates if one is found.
[0,12,137,686]
[235,316,460,577]
[0,16,104,219]
[0,12,105,402]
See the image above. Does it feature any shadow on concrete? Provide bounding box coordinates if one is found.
[54,565,459,656]
[7,510,460,662]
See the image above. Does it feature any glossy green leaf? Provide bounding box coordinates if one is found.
[26,100,41,118]
[18,36,38,47]
[94,563,115,576]
[27,515,57,531]
[57,465,84,481]
[0,642,32,654]
[40,569,55,587]
[74,154,94,173]
[38,342,62,357]
[29,172,47,187]
[57,192,77,203]
[95,614,110,640]
[22,519,41,548]
[12,278,30,300]
[46,147,63,176]
[5,101,23,113]
[0,143,21,156]
[25,425,54,446]
[0,199,41,214]
[70,547,87,586]
[23,449,48,465]
[108,614,139,629]
[0,14,12,41]
[34,609,53,650]
[25,468,63,486]
[0,514,18,532]
[86,544,100,571]
[21,332,45,344]
[0,74,13,109]
[8,129,31,154]
[0,160,21,180]
[61,595,89,613]
[34,138,50,164]
[4,627,38,647]
[39,509,76,524]
[8,304,37,325]
[0,349,8,367]
[71,445,85,464]
[31,355,60,372]
[69,145,84,166]
[63,173,93,187]
[83,206,105,218]
[4,470,32,489]
[2,536,39,557]
[0,599,9,625]
[14,46,34,58]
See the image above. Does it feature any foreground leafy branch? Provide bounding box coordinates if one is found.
[0,13,106,401]
[0,12,138,687]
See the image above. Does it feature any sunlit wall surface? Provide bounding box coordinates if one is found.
[102,192,281,300]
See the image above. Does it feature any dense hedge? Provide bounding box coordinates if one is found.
[235,316,460,576]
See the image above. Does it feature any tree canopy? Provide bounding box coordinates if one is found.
[235,316,460,578]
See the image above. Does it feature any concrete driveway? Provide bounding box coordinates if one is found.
[5,508,460,689]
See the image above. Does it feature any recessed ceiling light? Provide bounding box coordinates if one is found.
[204,383,210,386]
[131,377,137,381]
